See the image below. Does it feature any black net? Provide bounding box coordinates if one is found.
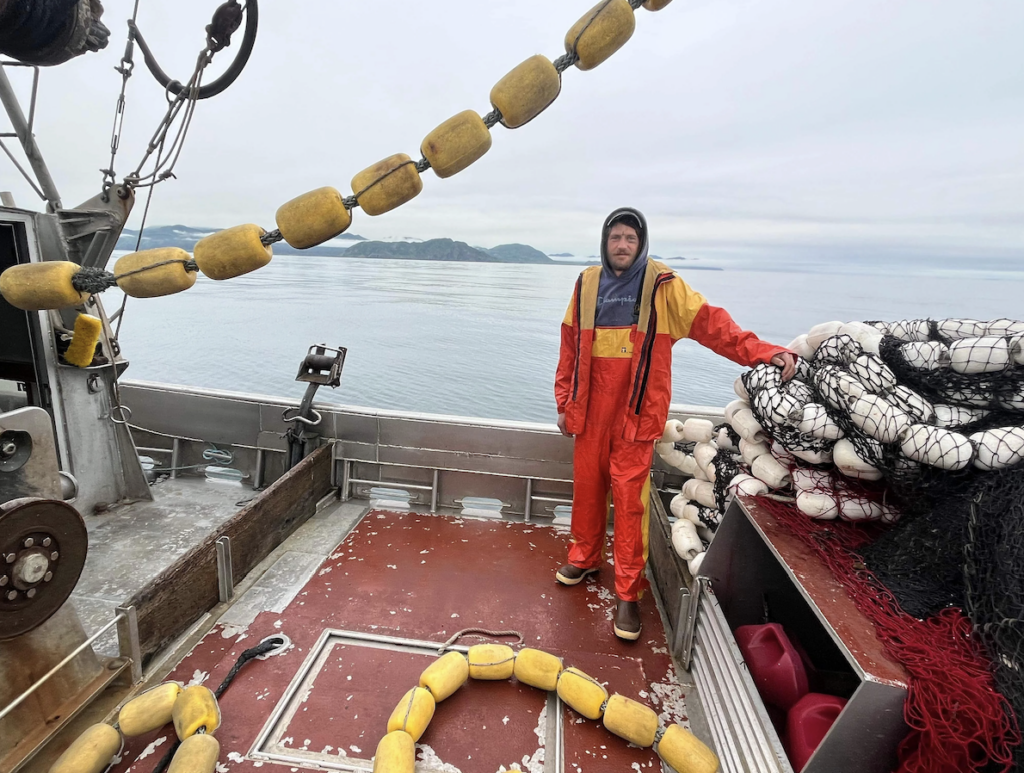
[859,465,1024,770]
[711,448,743,511]
[737,317,1024,769]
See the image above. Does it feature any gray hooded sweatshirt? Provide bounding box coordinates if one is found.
[595,207,650,328]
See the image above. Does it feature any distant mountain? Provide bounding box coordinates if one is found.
[115,225,367,254]
[480,243,551,263]
[344,238,553,263]
[549,252,574,258]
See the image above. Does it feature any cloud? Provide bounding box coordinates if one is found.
[3,0,1022,260]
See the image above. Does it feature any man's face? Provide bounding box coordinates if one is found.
[606,222,641,275]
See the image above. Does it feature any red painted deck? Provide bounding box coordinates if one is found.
[111,511,690,772]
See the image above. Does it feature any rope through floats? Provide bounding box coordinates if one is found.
[438,627,524,655]
[148,635,287,773]
[0,0,678,306]
[86,0,667,281]
[70,259,200,294]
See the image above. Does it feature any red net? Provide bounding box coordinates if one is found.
[754,495,1019,773]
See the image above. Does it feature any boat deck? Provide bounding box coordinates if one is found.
[106,508,704,773]
[71,478,255,658]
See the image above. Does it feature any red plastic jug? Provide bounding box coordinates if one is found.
[734,623,810,711]
[785,693,848,771]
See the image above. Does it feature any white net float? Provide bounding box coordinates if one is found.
[792,467,832,493]
[948,336,1011,375]
[681,478,702,501]
[669,493,688,519]
[771,441,796,463]
[833,438,884,481]
[806,320,844,350]
[969,427,1024,471]
[837,495,884,522]
[899,424,975,470]
[739,438,770,467]
[687,551,706,576]
[890,384,935,424]
[744,362,783,394]
[728,473,769,499]
[848,354,898,394]
[724,398,749,424]
[786,333,815,359]
[752,386,803,427]
[845,394,912,444]
[839,320,878,341]
[695,481,718,509]
[782,378,815,405]
[660,419,686,442]
[692,456,710,480]
[731,408,767,444]
[814,365,867,410]
[680,503,705,526]
[795,356,816,382]
[796,403,844,440]
[751,453,791,490]
[850,328,883,355]
[657,446,688,470]
[813,333,863,366]
[790,446,834,465]
[682,418,715,443]
[671,519,703,561]
[899,341,950,371]
[733,375,749,400]
[933,404,989,429]
[796,491,839,519]
[715,427,736,450]
[985,318,1024,337]
[693,442,718,473]
[937,318,989,341]
[1009,333,1024,366]
[905,319,933,342]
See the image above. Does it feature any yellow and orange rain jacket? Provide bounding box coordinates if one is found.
[555,259,789,442]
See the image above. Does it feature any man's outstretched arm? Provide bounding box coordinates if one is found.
[663,278,796,379]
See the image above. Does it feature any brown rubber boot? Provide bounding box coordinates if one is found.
[613,599,641,641]
[555,564,598,586]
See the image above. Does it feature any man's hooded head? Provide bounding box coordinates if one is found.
[601,207,649,277]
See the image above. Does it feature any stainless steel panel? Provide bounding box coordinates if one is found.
[377,444,573,482]
[691,647,742,773]
[377,415,571,462]
[256,431,288,452]
[805,680,906,773]
[258,402,293,437]
[126,386,262,446]
[699,595,788,772]
[0,406,60,502]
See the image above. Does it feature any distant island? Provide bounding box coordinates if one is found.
[114,225,717,268]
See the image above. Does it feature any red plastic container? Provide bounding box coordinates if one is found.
[734,623,810,711]
[785,693,848,771]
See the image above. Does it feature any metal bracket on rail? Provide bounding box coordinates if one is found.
[283,344,346,470]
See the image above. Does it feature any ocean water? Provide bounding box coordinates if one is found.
[109,254,1024,424]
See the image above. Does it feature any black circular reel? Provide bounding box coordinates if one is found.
[0,498,88,640]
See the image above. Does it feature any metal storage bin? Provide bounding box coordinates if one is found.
[679,497,909,773]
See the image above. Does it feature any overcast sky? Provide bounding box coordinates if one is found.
[3,0,1022,260]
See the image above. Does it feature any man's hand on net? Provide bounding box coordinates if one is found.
[557,412,572,437]
[771,352,797,381]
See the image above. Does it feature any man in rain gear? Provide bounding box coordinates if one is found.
[554,207,795,640]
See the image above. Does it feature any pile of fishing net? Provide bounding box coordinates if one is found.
[655,316,1024,772]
